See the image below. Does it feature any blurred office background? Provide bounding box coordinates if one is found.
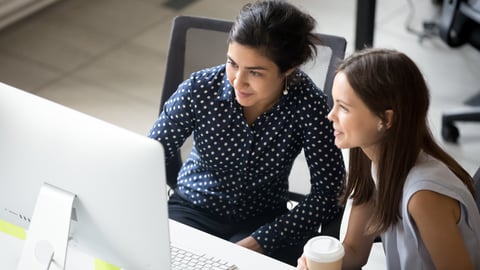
[0,1,478,179]
[1,1,479,267]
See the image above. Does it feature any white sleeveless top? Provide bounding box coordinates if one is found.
[373,152,480,269]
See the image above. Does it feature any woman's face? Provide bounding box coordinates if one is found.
[327,72,383,157]
[226,42,285,112]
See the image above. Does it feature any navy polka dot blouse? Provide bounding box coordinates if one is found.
[149,64,345,254]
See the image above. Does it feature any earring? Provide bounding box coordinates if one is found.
[377,123,384,132]
[283,76,288,95]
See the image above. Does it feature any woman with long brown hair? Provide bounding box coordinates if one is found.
[298,48,480,269]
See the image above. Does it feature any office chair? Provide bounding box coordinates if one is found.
[473,166,480,210]
[158,15,347,238]
[438,0,480,143]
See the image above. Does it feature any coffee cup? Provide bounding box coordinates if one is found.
[303,235,344,270]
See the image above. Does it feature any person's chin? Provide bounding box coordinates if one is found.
[235,96,252,107]
[334,139,348,149]
[236,98,249,107]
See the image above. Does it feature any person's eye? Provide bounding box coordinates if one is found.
[249,70,261,77]
[339,104,349,112]
[226,60,238,68]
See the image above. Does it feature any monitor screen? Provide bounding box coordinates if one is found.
[0,83,171,269]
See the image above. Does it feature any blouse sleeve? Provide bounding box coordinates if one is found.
[251,89,346,254]
[148,77,195,161]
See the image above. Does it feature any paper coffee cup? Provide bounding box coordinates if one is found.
[303,236,344,270]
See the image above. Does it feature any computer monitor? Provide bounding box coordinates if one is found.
[0,83,171,270]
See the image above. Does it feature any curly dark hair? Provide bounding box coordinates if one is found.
[228,0,320,73]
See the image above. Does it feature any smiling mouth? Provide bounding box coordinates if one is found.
[236,90,253,99]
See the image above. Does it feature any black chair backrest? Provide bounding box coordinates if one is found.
[159,16,233,188]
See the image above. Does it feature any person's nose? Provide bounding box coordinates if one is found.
[327,107,336,122]
[233,70,248,89]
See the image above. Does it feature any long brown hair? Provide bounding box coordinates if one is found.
[338,48,475,234]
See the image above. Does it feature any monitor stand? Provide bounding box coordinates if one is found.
[16,183,76,270]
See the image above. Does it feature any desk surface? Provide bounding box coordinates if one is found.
[0,219,295,270]
[169,219,294,269]
[0,219,386,269]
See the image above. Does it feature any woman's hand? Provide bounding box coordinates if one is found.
[296,254,308,270]
[236,236,264,253]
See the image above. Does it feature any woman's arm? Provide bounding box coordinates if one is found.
[341,200,377,270]
[148,78,195,159]
[408,190,473,270]
[236,236,264,253]
[297,200,377,270]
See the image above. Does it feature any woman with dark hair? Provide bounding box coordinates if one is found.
[297,48,480,269]
[149,0,345,265]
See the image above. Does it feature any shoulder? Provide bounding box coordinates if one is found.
[189,64,227,83]
[183,64,231,98]
[291,70,323,95]
[289,70,329,107]
[403,153,460,195]
[408,190,459,218]
[407,189,460,237]
[167,65,228,103]
[405,154,462,222]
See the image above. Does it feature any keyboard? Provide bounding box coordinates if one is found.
[170,245,238,270]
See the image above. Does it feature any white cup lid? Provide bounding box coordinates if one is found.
[303,236,345,263]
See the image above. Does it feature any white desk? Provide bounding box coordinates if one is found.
[169,219,294,269]
[0,219,385,269]
[0,219,294,270]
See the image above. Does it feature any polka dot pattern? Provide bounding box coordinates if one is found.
[149,64,345,253]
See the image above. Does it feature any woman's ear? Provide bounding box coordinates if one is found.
[384,109,394,129]
[284,67,297,77]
